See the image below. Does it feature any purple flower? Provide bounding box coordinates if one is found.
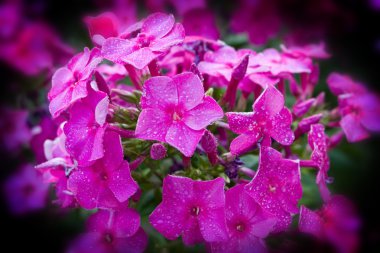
[149,175,228,245]
[135,72,223,157]
[245,146,302,231]
[327,72,367,96]
[68,208,147,253]
[308,124,331,201]
[4,164,49,215]
[226,86,294,155]
[208,184,276,253]
[299,196,360,253]
[102,12,185,69]
[48,47,102,118]
[64,88,109,166]
[67,131,138,209]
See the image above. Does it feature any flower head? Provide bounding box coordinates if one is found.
[136,72,223,157]
[102,12,185,69]
[67,131,138,209]
[226,86,294,155]
[245,146,302,231]
[48,47,102,118]
[208,184,276,253]
[149,176,228,245]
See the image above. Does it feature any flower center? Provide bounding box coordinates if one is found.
[236,223,245,232]
[104,233,113,244]
[172,111,182,121]
[100,172,108,181]
[269,184,276,193]
[190,206,200,216]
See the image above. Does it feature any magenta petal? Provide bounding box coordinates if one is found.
[226,112,256,134]
[149,201,186,240]
[299,206,323,238]
[121,47,161,69]
[141,13,175,39]
[135,108,172,142]
[182,217,204,245]
[149,23,185,52]
[67,168,99,209]
[141,76,177,109]
[108,161,138,203]
[254,85,284,117]
[101,131,123,170]
[271,108,294,145]
[113,228,148,253]
[49,67,74,100]
[165,122,204,157]
[101,38,135,64]
[112,208,141,237]
[183,96,224,130]
[340,114,369,142]
[198,208,228,242]
[173,72,205,110]
[230,133,260,155]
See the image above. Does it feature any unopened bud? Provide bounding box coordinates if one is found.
[150,143,167,160]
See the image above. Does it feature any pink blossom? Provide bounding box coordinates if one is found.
[299,196,360,253]
[226,86,294,155]
[339,93,380,142]
[48,47,102,118]
[0,109,31,152]
[281,43,330,59]
[327,72,367,96]
[67,131,138,209]
[102,12,185,69]
[208,184,276,253]
[245,146,302,231]
[308,124,331,201]
[64,88,109,166]
[250,48,312,76]
[135,72,223,157]
[30,116,57,163]
[182,9,219,40]
[68,208,147,253]
[149,176,228,245]
[197,46,252,87]
[158,45,195,76]
[4,164,49,215]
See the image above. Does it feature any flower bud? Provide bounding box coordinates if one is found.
[150,143,167,160]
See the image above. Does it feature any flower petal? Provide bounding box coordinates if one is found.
[340,114,369,142]
[253,85,284,117]
[165,122,204,157]
[121,47,161,69]
[173,72,205,110]
[270,108,294,145]
[183,96,223,130]
[141,13,175,39]
[230,132,260,155]
[226,112,256,134]
[108,161,138,203]
[135,108,172,142]
[101,37,135,64]
[141,76,177,109]
[150,23,186,52]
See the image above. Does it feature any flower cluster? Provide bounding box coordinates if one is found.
[2,3,380,253]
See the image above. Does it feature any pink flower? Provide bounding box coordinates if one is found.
[48,47,102,118]
[281,43,330,59]
[85,12,120,46]
[0,109,31,152]
[68,208,147,253]
[308,124,331,201]
[30,116,57,163]
[149,175,228,245]
[158,45,195,76]
[102,12,185,69]
[182,9,219,40]
[327,72,367,96]
[197,46,252,87]
[299,196,360,253]
[208,184,276,253]
[226,86,294,155]
[64,88,109,166]
[245,146,302,231]
[4,164,49,215]
[250,48,312,76]
[135,72,223,157]
[67,131,138,209]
